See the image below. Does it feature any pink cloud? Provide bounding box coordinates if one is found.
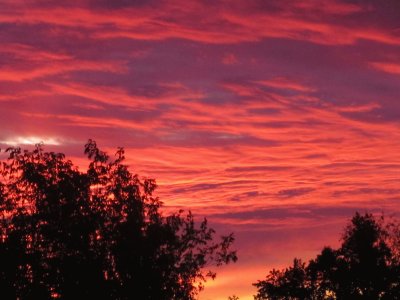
[222,53,238,65]
[256,78,315,93]
[0,1,398,46]
[370,62,400,75]
[287,0,363,15]
[1,1,400,299]
[0,43,126,82]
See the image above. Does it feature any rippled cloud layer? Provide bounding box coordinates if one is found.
[1,1,400,299]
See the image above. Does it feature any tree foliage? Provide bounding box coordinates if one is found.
[254,212,400,300]
[0,140,237,299]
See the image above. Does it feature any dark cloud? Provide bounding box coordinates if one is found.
[226,166,293,173]
[277,187,315,198]
[210,200,400,221]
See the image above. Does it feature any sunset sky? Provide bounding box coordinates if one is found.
[1,0,400,299]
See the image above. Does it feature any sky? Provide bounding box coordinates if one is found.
[1,0,400,298]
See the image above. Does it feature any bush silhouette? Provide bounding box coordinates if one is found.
[254,212,400,299]
[0,140,237,299]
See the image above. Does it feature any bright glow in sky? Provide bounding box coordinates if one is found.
[1,1,400,298]
[1,136,61,146]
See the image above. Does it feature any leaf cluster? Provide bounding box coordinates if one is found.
[254,213,400,300]
[0,140,237,299]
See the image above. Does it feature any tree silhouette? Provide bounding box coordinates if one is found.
[254,212,400,299]
[0,140,237,299]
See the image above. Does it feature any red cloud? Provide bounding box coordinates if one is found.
[0,44,126,82]
[1,2,400,299]
[1,1,399,46]
[370,62,400,75]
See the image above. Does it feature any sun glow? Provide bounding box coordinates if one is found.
[1,136,61,146]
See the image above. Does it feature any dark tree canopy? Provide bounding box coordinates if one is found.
[0,140,237,299]
[254,212,400,300]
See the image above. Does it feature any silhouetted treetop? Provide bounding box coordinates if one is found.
[254,212,400,300]
[0,140,237,299]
